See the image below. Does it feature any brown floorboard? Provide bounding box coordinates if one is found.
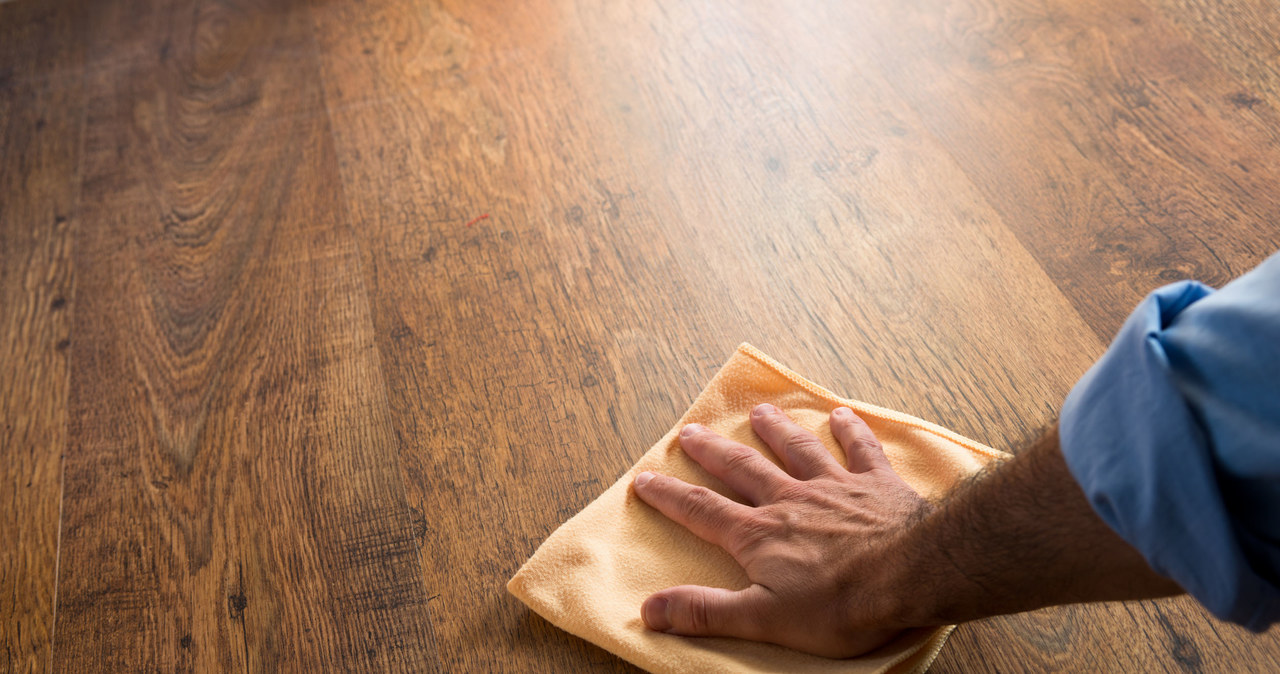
[0,1,85,670]
[47,0,438,670]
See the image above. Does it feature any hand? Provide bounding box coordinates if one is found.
[631,403,931,658]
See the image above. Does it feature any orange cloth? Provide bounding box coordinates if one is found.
[508,344,1008,673]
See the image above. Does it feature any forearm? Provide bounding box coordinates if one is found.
[887,424,1183,627]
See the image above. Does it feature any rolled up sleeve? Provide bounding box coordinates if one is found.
[1060,252,1280,630]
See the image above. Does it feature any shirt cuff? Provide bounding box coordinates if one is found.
[1059,280,1276,630]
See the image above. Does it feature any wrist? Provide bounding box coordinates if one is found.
[871,500,991,629]
[853,503,956,629]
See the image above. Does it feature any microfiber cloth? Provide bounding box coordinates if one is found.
[508,343,1009,673]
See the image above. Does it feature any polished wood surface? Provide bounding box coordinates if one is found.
[2,0,1277,671]
[1,4,82,672]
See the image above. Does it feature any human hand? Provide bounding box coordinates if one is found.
[631,403,931,658]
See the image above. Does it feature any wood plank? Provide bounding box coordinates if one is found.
[0,1,86,671]
[310,0,1118,670]
[52,0,439,670]
[834,0,1280,340]
[309,2,709,669]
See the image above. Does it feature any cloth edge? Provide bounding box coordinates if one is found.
[736,343,1008,460]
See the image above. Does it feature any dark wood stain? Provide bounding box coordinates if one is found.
[0,0,86,670]
[2,0,1278,670]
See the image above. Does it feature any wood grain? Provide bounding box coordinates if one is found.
[554,0,1100,443]
[1153,0,1280,109]
[934,596,1280,674]
[2,0,1279,670]
[308,2,709,668]
[830,0,1280,340]
[50,0,438,670]
[0,1,85,671]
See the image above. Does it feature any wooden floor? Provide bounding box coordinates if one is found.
[2,0,1279,670]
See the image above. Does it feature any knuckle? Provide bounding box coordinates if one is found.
[720,446,760,473]
[771,507,802,536]
[731,513,776,554]
[680,486,719,519]
[783,432,820,456]
[685,592,713,633]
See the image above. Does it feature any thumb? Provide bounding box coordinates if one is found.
[642,585,768,639]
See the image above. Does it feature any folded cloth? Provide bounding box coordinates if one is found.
[508,343,1008,673]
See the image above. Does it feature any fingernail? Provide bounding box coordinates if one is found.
[634,471,654,487]
[833,406,853,418]
[680,423,702,437]
[644,597,672,631]
[753,403,775,416]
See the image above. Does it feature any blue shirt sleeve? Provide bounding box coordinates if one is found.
[1060,251,1280,630]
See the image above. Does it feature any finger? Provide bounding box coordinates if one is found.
[679,424,793,505]
[633,471,752,550]
[750,404,839,479]
[642,584,771,640]
[830,407,891,473]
